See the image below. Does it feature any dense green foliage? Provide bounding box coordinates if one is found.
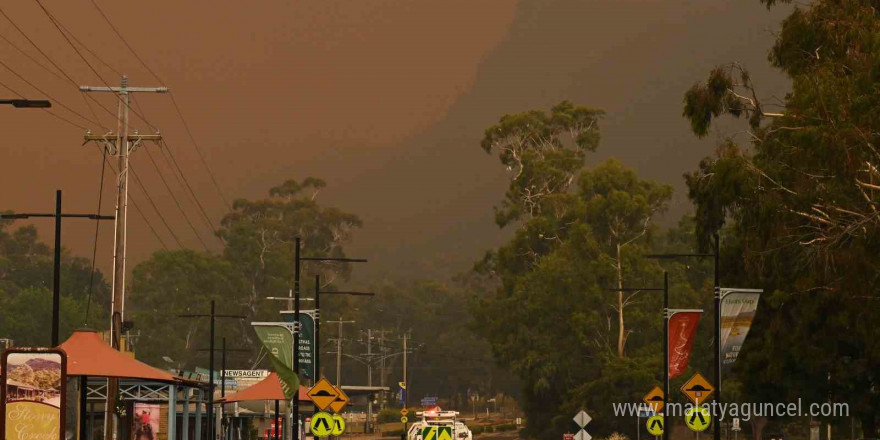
[473,102,712,438]
[0,219,108,346]
[682,0,880,437]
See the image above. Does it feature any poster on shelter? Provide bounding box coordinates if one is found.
[1,348,67,440]
[131,403,161,440]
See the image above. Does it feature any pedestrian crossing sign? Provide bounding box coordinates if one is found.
[684,406,711,432]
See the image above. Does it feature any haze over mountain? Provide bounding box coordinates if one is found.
[0,0,790,284]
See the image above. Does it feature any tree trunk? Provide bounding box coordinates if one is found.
[861,414,877,438]
[751,416,768,440]
[617,243,625,358]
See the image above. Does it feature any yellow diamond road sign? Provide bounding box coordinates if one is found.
[400,408,409,416]
[310,412,334,437]
[646,415,664,436]
[685,406,711,432]
[328,386,350,413]
[681,373,715,405]
[643,386,664,413]
[308,378,340,411]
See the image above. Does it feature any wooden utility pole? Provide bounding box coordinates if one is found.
[81,75,166,440]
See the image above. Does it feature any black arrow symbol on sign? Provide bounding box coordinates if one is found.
[651,420,662,430]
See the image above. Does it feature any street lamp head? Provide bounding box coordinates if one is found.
[10,99,52,108]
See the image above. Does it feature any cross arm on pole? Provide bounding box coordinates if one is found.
[299,257,368,262]
[320,291,376,296]
[608,287,665,292]
[644,253,715,259]
[79,86,168,93]
[1,213,114,220]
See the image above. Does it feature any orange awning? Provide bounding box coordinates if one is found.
[220,373,309,402]
[58,329,176,382]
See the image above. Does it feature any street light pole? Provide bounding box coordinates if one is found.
[608,272,669,440]
[179,301,246,440]
[287,237,369,440]
[646,234,721,440]
[1,190,114,345]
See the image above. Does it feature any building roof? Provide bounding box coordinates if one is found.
[58,329,176,382]
[219,372,309,402]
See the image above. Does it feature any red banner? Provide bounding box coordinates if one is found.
[668,311,702,379]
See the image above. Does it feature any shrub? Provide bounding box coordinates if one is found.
[378,408,400,423]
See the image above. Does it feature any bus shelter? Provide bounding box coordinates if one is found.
[59,329,209,440]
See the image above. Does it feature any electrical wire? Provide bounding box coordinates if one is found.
[85,146,108,325]
[90,144,169,250]
[0,71,90,131]
[128,164,186,248]
[143,146,210,251]
[0,57,104,128]
[0,5,117,127]
[132,95,222,244]
[32,0,156,128]
[87,0,232,210]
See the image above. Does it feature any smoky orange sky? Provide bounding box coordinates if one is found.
[1,0,790,286]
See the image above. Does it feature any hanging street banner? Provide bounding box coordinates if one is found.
[668,310,703,379]
[281,310,317,379]
[1,348,67,440]
[252,323,299,399]
[720,289,762,373]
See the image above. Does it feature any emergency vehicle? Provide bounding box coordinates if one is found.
[407,408,472,440]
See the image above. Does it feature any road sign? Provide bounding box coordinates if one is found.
[310,412,334,437]
[328,386,350,413]
[401,408,409,416]
[646,415,664,436]
[643,386,665,413]
[732,418,741,432]
[574,430,592,440]
[684,406,711,432]
[563,435,575,440]
[681,373,715,405]
[331,414,346,436]
[399,381,407,389]
[516,418,522,425]
[573,410,591,428]
[401,416,408,423]
[421,396,438,407]
[308,378,339,411]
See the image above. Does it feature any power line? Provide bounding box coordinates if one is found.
[85,146,108,324]
[0,57,103,128]
[0,5,117,128]
[131,95,222,244]
[32,0,156,128]
[90,145,169,250]
[128,164,185,248]
[0,68,90,131]
[86,0,232,210]
[142,146,210,251]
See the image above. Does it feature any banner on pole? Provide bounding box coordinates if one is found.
[252,323,299,399]
[668,310,702,379]
[281,311,316,379]
[720,289,761,373]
